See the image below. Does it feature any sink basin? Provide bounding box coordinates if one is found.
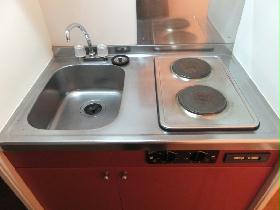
[28,65,125,130]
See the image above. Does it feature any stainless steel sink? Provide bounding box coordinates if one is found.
[27,65,125,130]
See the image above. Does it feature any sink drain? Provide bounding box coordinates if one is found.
[83,103,103,116]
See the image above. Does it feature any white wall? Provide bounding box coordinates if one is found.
[208,0,245,42]
[38,0,137,46]
[234,0,279,116]
[0,0,53,131]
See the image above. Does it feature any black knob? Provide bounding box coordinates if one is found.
[166,151,176,162]
[190,151,207,162]
[157,151,168,162]
[147,151,176,163]
[147,151,166,163]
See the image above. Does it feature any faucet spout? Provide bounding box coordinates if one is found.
[65,30,71,42]
[65,23,95,56]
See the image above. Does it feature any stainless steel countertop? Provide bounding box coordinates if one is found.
[0,46,279,150]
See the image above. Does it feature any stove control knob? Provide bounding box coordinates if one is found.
[166,151,177,162]
[190,151,207,162]
[147,151,177,163]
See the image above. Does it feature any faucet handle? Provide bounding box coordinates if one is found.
[74,45,86,58]
[97,44,109,58]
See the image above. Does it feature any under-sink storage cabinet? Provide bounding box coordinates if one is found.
[4,151,277,210]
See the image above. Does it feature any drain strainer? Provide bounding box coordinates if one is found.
[84,103,102,115]
[80,101,104,117]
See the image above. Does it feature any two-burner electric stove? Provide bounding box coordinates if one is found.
[155,56,260,131]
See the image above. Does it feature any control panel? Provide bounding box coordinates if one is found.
[146,150,219,164]
[224,152,270,163]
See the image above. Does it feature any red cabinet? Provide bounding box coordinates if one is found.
[17,168,122,210]
[5,151,277,210]
[119,167,271,210]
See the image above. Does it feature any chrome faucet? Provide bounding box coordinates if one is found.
[65,23,95,57]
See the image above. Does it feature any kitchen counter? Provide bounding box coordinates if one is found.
[0,45,279,150]
[1,45,278,210]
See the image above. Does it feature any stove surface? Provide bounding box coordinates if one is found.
[155,56,260,131]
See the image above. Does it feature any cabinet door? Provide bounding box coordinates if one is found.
[17,168,122,210]
[119,167,272,210]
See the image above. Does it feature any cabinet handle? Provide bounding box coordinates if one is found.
[121,171,128,180]
[103,171,109,181]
